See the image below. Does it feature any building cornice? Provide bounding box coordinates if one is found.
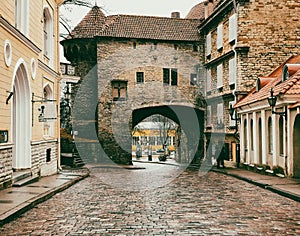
[198,0,250,32]
[204,50,234,67]
[0,16,41,54]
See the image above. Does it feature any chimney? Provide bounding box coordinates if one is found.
[171,12,180,19]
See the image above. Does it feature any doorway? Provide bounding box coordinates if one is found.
[12,62,31,169]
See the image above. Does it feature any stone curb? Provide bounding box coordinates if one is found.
[0,171,90,227]
[211,168,300,203]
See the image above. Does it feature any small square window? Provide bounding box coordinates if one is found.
[136,72,144,84]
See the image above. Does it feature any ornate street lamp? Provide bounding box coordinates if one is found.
[228,103,240,167]
[268,88,286,116]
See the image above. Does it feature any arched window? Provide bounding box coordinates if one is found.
[268,117,273,153]
[250,119,254,151]
[43,7,53,65]
[279,116,284,155]
[43,85,54,136]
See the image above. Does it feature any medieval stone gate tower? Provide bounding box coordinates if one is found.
[61,6,206,165]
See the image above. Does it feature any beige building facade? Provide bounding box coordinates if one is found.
[0,0,63,189]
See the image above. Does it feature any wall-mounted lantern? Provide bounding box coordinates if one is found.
[267,88,287,117]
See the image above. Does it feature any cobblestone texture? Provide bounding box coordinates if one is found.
[1,163,300,235]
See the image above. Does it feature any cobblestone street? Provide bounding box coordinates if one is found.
[1,162,300,235]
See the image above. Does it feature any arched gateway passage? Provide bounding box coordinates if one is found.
[132,105,204,165]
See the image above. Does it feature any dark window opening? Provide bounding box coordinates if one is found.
[279,116,284,155]
[46,148,51,162]
[163,68,170,85]
[193,44,198,52]
[171,69,178,86]
[174,44,178,50]
[133,42,136,49]
[136,72,144,84]
[163,68,177,86]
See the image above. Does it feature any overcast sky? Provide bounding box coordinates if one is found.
[60,0,204,62]
[61,0,203,28]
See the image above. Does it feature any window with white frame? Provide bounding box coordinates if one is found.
[229,57,236,85]
[15,0,29,36]
[217,103,224,125]
[206,69,211,93]
[229,101,236,127]
[44,7,54,65]
[217,63,223,88]
[206,33,211,57]
[206,105,212,127]
[229,13,237,44]
[217,23,223,50]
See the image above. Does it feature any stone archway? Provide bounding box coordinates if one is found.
[293,114,300,177]
[12,61,31,169]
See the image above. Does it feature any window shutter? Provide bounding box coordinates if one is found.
[217,23,223,50]
[206,33,211,56]
[229,58,236,85]
[217,64,223,88]
[217,103,223,124]
[229,13,237,43]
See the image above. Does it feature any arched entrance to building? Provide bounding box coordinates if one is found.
[12,61,31,169]
[293,114,300,177]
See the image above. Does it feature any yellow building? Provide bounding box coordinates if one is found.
[0,0,63,189]
[132,122,176,154]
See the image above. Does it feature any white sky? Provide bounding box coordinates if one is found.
[60,0,204,62]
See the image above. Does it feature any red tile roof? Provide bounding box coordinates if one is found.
[69,6,200,42]
[185,0,222,19]
[185,2,206,19]
[235,55,300,108]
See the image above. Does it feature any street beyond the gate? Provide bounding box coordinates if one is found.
[1,162,300,235]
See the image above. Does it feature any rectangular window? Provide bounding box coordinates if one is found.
[163,68,178,86]
[207,105,212,127]
[217,64,223,88]
[229,57,236,85]
[217,103,224,124]
[15,0,29,35]
[217,23,223,50]
[229,13,237,44]
[171,69,178,85]
[190,73,197,86]
[136,72,144,84]
[206,33,211,57]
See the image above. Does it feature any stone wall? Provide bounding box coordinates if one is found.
[96,39,204,164]
[0,145,13,189]
[238,0,300,92]
[31,140,58,176]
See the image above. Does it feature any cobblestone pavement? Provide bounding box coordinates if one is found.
[1,162,300,235]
